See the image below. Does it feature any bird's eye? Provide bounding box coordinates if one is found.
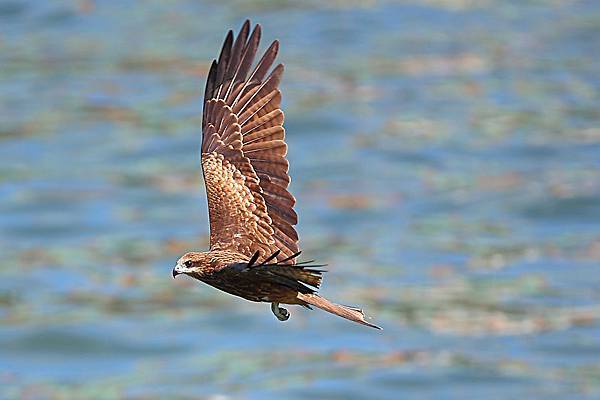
[184,260,193,268]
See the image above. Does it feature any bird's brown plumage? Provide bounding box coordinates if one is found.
[201,20,298,264]
[172,20,381,330]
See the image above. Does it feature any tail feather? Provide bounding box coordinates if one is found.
[297,293,381,330]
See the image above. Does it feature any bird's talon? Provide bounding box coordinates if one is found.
[279,307,290,321]
[271,302,290,321]
[276,307,289,321]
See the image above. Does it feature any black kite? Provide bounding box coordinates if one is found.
[172,20,380,329]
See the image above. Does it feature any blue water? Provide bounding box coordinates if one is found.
[1,1,600,398]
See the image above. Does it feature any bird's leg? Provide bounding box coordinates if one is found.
[271,302,290,321]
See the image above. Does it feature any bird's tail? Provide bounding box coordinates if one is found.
[297,293,381,330]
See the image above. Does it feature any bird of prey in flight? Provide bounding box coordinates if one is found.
[172,20,380,329]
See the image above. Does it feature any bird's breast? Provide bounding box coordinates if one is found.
[200,273,297,304]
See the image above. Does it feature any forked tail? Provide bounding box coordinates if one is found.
[297,293,381,330]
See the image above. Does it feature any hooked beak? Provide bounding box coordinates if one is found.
[172,266,180,279]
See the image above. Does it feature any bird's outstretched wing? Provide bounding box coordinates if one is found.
[201,20,298,263]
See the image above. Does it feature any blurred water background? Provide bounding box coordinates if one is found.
[1,0,600,399]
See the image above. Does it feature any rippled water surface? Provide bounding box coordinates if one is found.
[1,0,600,399]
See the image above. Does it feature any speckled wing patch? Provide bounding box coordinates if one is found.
[200,20,299,262]
[202,100,275,257]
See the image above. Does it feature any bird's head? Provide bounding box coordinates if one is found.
[172,252,212,278]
